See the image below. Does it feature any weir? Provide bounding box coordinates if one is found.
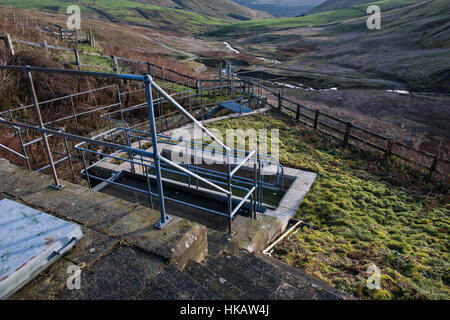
[0,65,286,234]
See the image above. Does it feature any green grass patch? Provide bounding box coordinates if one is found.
[208,112,449,300]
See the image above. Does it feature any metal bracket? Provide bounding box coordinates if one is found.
[49,183,64,190]
[154,215,174,230]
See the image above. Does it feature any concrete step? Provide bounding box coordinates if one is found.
[239,251,343,300]
[219,252,284,294]
[184,260,251,300]
[199,251,345,300]
[138,264,219,300]
[257,253,351,300]
[202,255,276,300]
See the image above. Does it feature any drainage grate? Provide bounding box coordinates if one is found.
[99,182,249,232]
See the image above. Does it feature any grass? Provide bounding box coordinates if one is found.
[211,0,423,36]
[208,111,449,300]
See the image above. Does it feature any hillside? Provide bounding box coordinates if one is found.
[211,0,425,35]
[0,0,269,34]
[232,0,324,17]
[309,0,376,14]
[136,0,271,20]
[208,0,449,92]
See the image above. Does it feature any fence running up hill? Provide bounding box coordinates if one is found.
[1,33,448,180]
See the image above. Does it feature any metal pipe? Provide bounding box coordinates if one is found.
[150,79,229,151]
[145,76,172,229]
[230,148,257,177]
[24,66,62,189]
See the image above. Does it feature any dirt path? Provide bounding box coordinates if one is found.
[135,32,197,59]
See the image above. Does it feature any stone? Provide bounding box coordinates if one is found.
[138,265,218,300]
[20,182,87,213]
[64,227,119,269]
[0,165,53,197]
[105,206,207,270]
[231,214,282,253]
[58,245,165,300]
[53,191,137,232]
[9,259,74,300]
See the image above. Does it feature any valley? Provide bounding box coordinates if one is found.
[0,0,448,301]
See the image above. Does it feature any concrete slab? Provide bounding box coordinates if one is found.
[58,245,165,300]
[278,191,307,210]
[105,207,207,270]
[0,164,53,197]
[9,259,74,300]
[64,227,119,270]
[292,171,318,192]
[53,191,138,232]
[138,264,218,300]
[20,183,87,213]
[0,199,83,299]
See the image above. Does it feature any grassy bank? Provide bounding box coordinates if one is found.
[208,112,449,300]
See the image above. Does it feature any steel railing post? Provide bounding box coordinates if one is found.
[144,75,172,229]
[253,152,258,220]
[227,148,232,234]
[24,66,63,189]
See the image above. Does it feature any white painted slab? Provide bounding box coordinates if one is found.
[0,199,83,299]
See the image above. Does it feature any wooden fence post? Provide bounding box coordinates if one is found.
[428,152,440,179]
[314,110,320,129]
[277,92,282,112]
[4,33,15,56]
[385,138,394,162]
[112,56,120,74]
[43,40,49,58]
[74,49,81,70]
[195,80,200,95]
[146,61,151,75]
[296,104,301,123]
[343,121,352,146]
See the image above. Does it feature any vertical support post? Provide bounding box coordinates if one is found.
[277,92,282,112]
[219,61,223,95]
[253,152,257,220]
[314,110,320,130]
[385,138,393,162]
[15,127,31,170]
[144,75,172,229]
[257,153,262,207]
[343,121,352,146]
[112,56,120,74]
[43,40,49,58]
[24,66,62,189]
[195,80,200,95]
[227,148,233,235]
[74,49,81,70]
[200,87,204,122]
[429,152,440,179]
[4,33,15,56]
[296,104,301,123]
